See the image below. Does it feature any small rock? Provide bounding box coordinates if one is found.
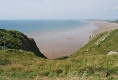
[19,49,23,52]
[108,51,118,55]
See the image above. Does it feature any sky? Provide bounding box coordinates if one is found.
[0,0,118,20]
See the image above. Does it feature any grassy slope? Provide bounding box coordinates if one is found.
[72,29,118,57]
[0,29,46,58]
[0,29,118,80]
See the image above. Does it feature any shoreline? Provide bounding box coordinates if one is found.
[29,20,118,59]
[29,21,97,59]
[92,21,118,35]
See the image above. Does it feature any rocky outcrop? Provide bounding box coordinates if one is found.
[94,33,109,45]
[0,29,46,58]
[108,51,118,55]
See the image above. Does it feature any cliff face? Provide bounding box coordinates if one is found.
[0,29,46,58]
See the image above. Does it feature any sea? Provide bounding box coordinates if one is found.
[0,20,88,35]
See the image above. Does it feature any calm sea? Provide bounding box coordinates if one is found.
[0,20,88,35]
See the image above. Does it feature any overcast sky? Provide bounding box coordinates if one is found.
[0,0,118,20]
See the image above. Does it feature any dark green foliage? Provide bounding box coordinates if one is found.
[0,29,46,58]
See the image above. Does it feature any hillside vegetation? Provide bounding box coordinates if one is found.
[0,29,118,80]
[0,29,46,58]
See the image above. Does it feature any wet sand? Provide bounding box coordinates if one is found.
[29,22,96,59]
[29,21,118,59]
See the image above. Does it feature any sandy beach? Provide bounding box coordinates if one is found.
[92,21,118,34]
[29,21,118,59]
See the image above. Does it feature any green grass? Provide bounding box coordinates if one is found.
[72,29,118,57]
[0,29,118,80]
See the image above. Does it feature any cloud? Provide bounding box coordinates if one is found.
[113,6,118,11]
[104,7,112,11]
[0,0,118,19]
[104,6,118,11]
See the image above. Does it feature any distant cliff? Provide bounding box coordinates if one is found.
[0,29,46,58]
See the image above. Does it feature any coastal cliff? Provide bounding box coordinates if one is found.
[0,29,118,80]
[0,29,46,58]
